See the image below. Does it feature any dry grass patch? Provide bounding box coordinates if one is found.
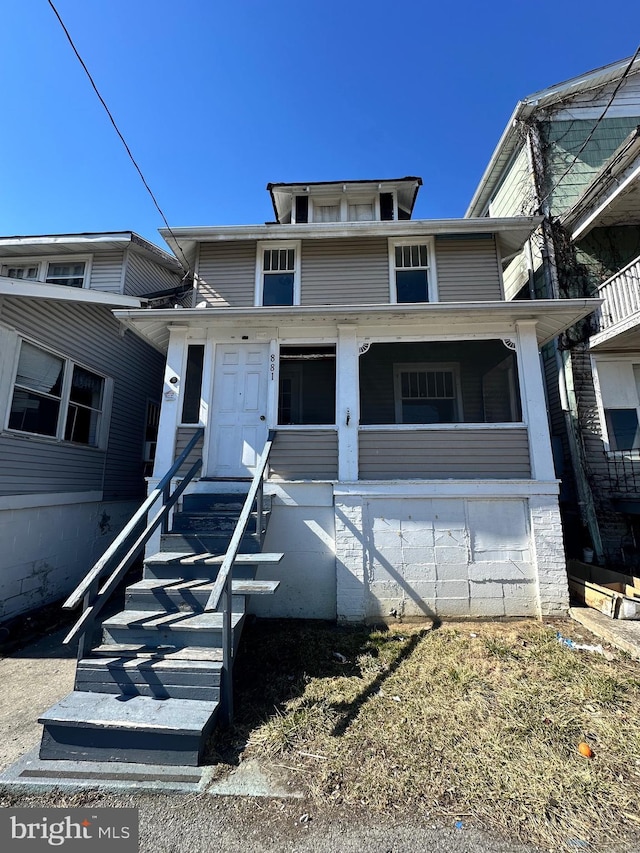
[228,619,640,851]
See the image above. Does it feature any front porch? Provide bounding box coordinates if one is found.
[125,303,600,624]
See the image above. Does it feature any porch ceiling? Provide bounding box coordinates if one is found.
[114,299,600,354]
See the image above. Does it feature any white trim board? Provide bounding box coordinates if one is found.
[333,480,560,498]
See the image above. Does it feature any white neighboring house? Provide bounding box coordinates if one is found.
[466,54,640,569]
[115,178,598,621]
[0,232,187,623]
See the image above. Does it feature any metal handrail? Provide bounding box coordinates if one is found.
[62,428,204,655]
[204,430,276,726]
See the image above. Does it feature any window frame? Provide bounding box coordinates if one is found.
[388,237,437,304]
[4,336,112,449]
[255,241,301,307]
[392,361,463,424]
[592,355,640,455]
[277,343,337,426]
[0,255,92,289]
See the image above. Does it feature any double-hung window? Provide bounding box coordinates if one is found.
[595,359,640,452]
[7,339,109,447]
[1,258,88,288]
[389,238,435,303]
[256,241,300,306]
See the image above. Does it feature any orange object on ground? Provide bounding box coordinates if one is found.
[578,742,593,758]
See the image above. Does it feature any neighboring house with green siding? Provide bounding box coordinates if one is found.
[0,232,188,623]
[467,54,640,568]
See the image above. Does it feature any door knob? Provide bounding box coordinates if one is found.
[260,415,266,421]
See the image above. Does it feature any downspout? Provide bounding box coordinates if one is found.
[527,122,604,561]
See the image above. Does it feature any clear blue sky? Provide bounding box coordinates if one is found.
[1,0,639,248]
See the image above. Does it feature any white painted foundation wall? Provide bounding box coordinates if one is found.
[335,490,568,621]
[0,499,138,621]
[249,483,568,622]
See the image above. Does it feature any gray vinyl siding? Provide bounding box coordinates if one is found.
[301,238,389,304]
[435,236,503,301]
[174,427,204,476]
[0,433,105,496]
[268,430,338,480]
[359,428,531,479]
[88,251,125,293]
[196,242,255,307]
[124,250,181,298]
[0,297,164,500]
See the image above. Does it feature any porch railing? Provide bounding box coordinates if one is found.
[204,429,276,726]
[596,255,640,332]
[62,428,205,658]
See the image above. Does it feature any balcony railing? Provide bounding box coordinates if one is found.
[596,255,640,332]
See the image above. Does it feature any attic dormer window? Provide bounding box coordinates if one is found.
[312,201,340,223]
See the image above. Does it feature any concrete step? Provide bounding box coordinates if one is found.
[102,609,244,649]
[39,692,218,765]
[126,579,280,612]
[75,656,221,701]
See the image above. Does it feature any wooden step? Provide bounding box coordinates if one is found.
[91,643,223,662]
[39,692,218,765]
[102,609,244,649]
[182,493,249,513]
[171,511,269,535]
[143,550,280,581]
[75,656,222,701]
[125,578,279,612]
[159,532,261,555]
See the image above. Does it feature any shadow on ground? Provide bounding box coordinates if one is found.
[207,618,434,766]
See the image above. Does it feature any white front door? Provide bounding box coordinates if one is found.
[208,344,270,477]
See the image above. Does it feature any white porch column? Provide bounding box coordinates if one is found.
[152,325,188,478]
[336,325,359,481]
[515,320,556,481]
[145,325,188,556]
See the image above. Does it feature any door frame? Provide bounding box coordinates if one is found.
[203,339,274,478]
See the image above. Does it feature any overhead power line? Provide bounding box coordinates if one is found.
[540,45,640,207]
[46,0,192,276]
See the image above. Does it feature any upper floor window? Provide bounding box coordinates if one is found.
[45,261,86,287]
[595,359,640,452]
[0,257,89,288]
[388,238,435,303]
[7,339,109,447]
[255,241,300,306]
[3,264,38,280]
